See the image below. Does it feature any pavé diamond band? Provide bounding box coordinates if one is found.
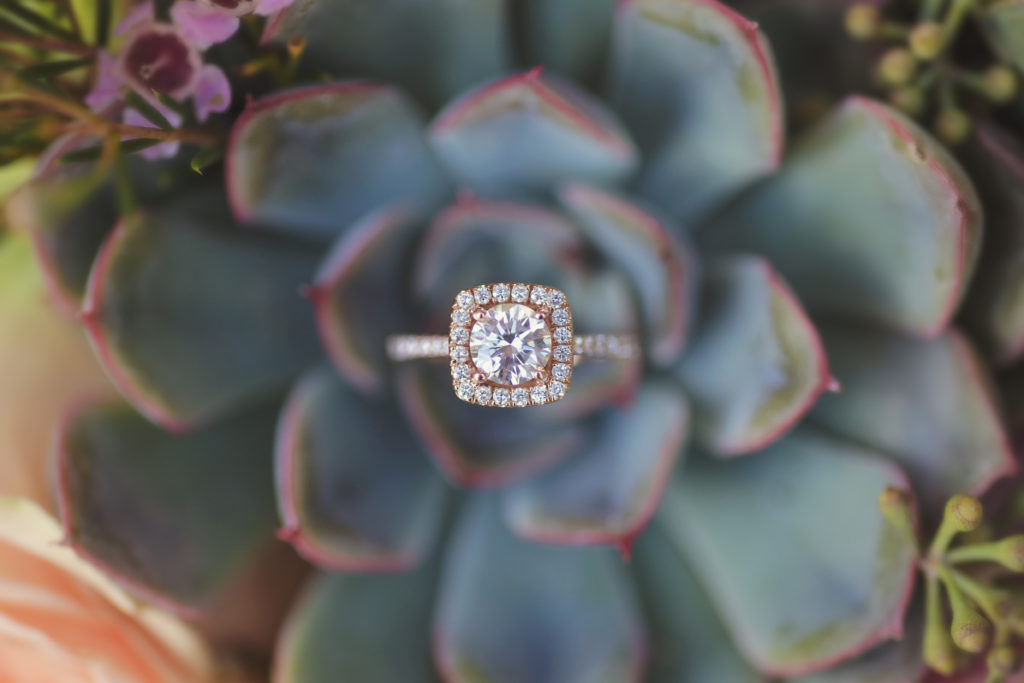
[386,283,638,407]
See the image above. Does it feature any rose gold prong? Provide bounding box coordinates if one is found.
[472,309,486,321]
[534,311,547,321]
[472,372,486,384]
[534,369,547,381]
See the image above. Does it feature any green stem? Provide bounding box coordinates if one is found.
[0,0,79,41]
[950,542,1004,564]
[942,0,977,43]
[0,27,94,56]
[947,567,1010,622]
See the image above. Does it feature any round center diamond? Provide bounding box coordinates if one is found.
[469,303,552,385]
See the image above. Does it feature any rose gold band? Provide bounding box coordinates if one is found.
[386,334,639,363]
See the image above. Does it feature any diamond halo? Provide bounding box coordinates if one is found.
[450,283,574,407]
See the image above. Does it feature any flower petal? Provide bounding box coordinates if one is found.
[192,64,231,122]
[123,107,181,160]
[170,0,240,50]
[84,51,122,113]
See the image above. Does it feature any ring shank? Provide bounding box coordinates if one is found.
[386,334,638,362]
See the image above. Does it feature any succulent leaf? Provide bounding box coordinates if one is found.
[702,97,982,338]
[958,122,1024,366]
[659,427,919,676]
[434,496,647,683]
[396,364,587,487]
[517,0,616,88]
[503,379,689,549]
[312,205,426,393]
[226,83,450,240]
[632,527,766,683]
[274,569,439,683]
[275,366,447,572]
[677,256,831,455]
[608,0,783,222]
[429,70,638,199]
[4,164,115,316]
[811,323,1016,516]
[263,0,511,109]
[558,183,693,367]
[980,0,1024,74]
[81,196,322,430]
[56,400,281,612]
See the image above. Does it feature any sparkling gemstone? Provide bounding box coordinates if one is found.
[552,363,571,381]
[552,308,570,326]
[554,345,573,362]
[530,385,548,404]
[452,346,469,363]
[548,290,565,308]
[511,284,530,302]
[474,386,492,404]
[554,327,573,344]
[456,381,474,400]
[470,303,553,386]
[512,388,530,406]
[453,363,471,381]
[453,309,471,326]
[492,283,510,302]
[530,287,548,306]
[548,381,566,400]
[456,291,474,308]
[451,327,469,344]
[493,388,511,406]
[474,286,491,304]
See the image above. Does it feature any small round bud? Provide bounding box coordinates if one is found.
[945,494,983,531]
[988,645,1021,677]
[935,108,971,145]
[951,613,991,653]
[889,87,925,116]
[993,535,1024,572]
[878,48,917,86]
[984,65,1018,104]
[845,4,881,40]
[909,22,945,60]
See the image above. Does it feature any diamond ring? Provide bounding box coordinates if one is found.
[386,283,638,407]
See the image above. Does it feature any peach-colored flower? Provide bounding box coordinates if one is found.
[0,496,213,682]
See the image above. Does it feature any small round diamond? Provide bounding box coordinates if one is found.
[453,309,471,326]
[512,387,530,406]
[453,363,471,381]
[456,381,474,400]
[451,327,469,343]
[530,287,548,306]
[554,345,573,362]
[493,388,511,406]
[452,346,469,363]
[474,385,492,404]
[511,284,530,302]
[530,385,548,404]
[548,290,565,308]
[456,291,474,308]
[548,381,566,400]
[474,286,491,305]
[552,363,571,381]
[552,308,570,326]
[554,327,573,344]
[492,283,510,302]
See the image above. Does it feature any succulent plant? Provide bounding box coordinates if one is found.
[5,0,1024,681]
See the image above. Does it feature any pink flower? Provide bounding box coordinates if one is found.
[123,101,183,160]
[117,21,202,99]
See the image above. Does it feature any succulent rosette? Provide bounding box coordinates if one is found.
[7,0,1024,680]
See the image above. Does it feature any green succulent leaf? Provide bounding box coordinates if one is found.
[632,527,766,683]
[226,83,450,241]
[503,379,689,549]
[274,568,439,683]
[517,0,616,88]
[263,0,511,109]
[429,70,638,199]
[434,496,647,683]
[811,323,1015,516]
[81,195,322,430]
[276,367,447,572]
[702,97,983,338]
[608,0,783,223]
[980,0,1024,74]
[558,183,693,367]
[3,163,115,316]
[312,205,425,393]
[677,256,832,456]
[56,400,280,611]
[660,427,919,677]
[396,364,587,487]
[958,122,1024,366]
